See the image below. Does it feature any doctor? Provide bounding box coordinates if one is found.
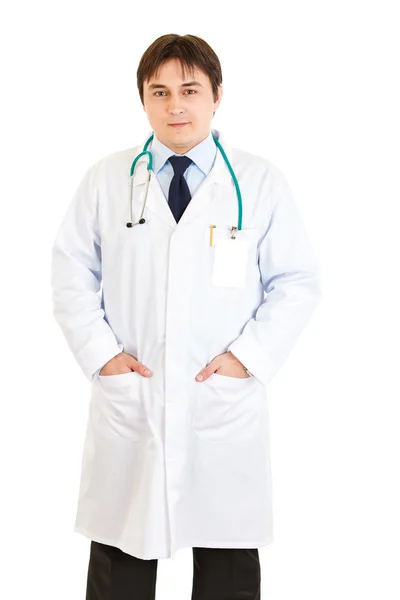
[51,33,321,600]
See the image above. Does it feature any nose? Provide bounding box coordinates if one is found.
[167,94,185,115]
[169,106,185,115]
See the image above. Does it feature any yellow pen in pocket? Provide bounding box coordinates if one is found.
[209,224,216,246]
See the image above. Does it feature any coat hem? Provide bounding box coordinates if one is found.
[74,525,273,560]
[177,537,274,551]
[74,526,171,560]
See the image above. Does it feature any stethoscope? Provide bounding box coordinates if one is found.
[126,132,243,236]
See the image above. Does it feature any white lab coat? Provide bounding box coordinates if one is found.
[50,128,321,560]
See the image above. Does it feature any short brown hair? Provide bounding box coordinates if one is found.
[137,34,223,105]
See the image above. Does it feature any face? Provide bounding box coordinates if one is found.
[142,58,223,154]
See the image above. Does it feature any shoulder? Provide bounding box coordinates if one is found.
[231,145,291,193]
[81,145,143,184]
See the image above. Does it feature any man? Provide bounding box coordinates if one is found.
[51,33,321,600]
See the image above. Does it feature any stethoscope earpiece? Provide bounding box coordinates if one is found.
[126,218,146,228]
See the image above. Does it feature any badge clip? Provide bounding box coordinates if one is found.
[230,226,237,239]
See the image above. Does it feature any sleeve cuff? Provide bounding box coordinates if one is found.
[227,335,274,389]
[75,333,124,382]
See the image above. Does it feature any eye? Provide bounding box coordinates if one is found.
[153,89,197,97]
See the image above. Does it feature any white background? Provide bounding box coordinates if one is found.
[1,1,399,598]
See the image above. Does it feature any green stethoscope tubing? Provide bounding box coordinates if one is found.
[128,133,243,230]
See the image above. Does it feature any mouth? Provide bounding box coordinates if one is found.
[168,122,189,128]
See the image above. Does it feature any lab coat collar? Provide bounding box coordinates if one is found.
[132,128,232,189]
[130,128,233,229]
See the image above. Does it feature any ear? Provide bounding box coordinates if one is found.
[214,84,223,112]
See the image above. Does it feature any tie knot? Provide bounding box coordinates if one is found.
[168,155,193,176]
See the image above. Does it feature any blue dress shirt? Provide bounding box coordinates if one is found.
[149,128,218,200]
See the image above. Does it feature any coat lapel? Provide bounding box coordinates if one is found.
[130,129,234,229]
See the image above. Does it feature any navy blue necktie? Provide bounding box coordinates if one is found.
[167,155,193,223]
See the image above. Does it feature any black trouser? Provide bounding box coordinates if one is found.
[86,540,261,599]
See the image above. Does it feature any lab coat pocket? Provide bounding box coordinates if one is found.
[90,371,146,442]
[191,372,263,442]
[206,226,259,289]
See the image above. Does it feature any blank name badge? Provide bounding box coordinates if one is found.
[212,238,250,288]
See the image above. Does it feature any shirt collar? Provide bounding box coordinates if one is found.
[150,129,217,176]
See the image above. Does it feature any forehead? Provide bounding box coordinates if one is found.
[146,59,206,84]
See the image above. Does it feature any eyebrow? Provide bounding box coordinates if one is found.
[147,80,203,90]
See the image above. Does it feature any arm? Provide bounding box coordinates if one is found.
[50,163,124,382]
[227,167,322,388]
